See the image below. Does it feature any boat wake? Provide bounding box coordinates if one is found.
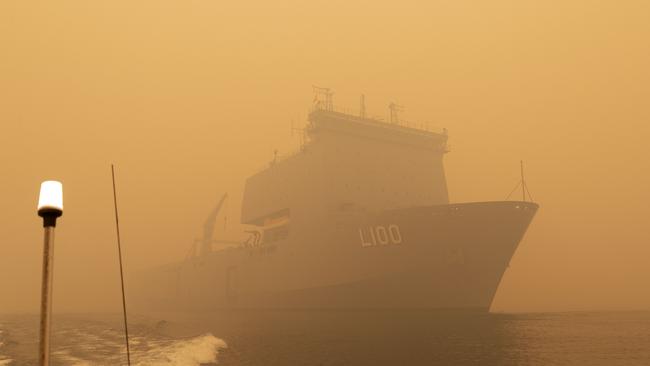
[53,334,227,366]
[52,331,227,366]
[133,333,226,366]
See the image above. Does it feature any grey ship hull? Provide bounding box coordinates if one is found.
[136,201,537,311]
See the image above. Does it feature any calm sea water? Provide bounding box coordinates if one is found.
[1,310,648,365]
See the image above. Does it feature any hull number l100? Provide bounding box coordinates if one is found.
[359,224,402,247]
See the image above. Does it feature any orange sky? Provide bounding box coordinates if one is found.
[1,0,649,313]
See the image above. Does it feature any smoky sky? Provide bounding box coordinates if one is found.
[1,0,649,313]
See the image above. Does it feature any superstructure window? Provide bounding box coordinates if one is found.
[264,226,290,243]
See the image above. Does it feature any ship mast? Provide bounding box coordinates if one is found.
[506,161,534,202]
[313,86,334,111]
[389,102,404,124]
[521,160,526,202]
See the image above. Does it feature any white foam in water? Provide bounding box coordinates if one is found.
[0,321,226,366]
[0,327,10,366]
[135,333,227,366]
[52,349,93,366]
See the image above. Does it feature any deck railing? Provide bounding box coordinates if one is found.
[310,102,447,136]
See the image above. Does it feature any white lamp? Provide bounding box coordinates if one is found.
[36,180,63,366]
[37,181,63,227]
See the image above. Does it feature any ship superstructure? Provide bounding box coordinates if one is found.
[242,105,449,228]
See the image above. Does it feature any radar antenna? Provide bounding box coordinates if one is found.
[312,86,334,111]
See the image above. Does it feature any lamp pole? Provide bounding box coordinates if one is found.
[37,181,63,366]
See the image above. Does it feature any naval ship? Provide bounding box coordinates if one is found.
[136,92,538,311]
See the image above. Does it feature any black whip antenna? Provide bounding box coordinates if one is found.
[111,164,131,366]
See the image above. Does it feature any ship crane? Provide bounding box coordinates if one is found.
[187,193,234,259]
[201,193,229,256]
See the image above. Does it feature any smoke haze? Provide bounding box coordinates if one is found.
[1,1,649,313]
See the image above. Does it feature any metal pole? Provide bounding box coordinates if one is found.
[111,165,132,365]
[38,226,55,366]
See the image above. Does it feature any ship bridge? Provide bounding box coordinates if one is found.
[307,108,448,152]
